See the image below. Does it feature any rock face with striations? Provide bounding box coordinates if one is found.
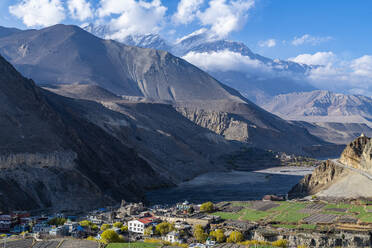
[289,135,372,199]
[288,160,345,198]
[339,135,372,172]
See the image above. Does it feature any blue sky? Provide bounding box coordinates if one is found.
[1,0,371,60]
[1,0,372,96]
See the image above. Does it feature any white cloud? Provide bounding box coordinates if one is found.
[97,0,167,40]
[183,50,271,73]
[197,0,255,39]
[292,34,332,46]
[258,39,276,48]
[288,52,335,66]
[350,55,372,77]
[172,0,204,25]
[68,0,93,21]
[9,0,65,27]
[294,53,372,96]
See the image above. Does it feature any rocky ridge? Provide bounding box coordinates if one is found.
[289,135,372,199]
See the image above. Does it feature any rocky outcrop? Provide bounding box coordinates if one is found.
[176,107,249,142]
[253,227,372,248]
[0,151,76,169]
[288,160,346,198]
[289,135,372,199]
[340,136,372,172]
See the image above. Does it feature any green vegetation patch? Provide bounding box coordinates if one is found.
[271,202,309,223]
[106,243,161,248]
[299,224,317,230]
[213,211,243,220]
[241,208,273,222]
[324,203,352,210]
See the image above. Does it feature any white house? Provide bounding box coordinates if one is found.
[164,231,183,243]
[128,220,145,234]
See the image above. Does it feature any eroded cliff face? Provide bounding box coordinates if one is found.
[289,135,372,199]
[288,160,346,198]
[340,136,372,172]
[176,108,249,142]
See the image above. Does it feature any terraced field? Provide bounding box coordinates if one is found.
[0,239,33,248]
[0,239,98,248]
[213,201,372,230]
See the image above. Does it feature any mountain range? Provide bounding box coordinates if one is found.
[262,90,372,126]
[82,24,317,103]
[0,24,335,156]
[81,24,372,139]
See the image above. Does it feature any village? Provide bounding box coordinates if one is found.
[2,198,372,248]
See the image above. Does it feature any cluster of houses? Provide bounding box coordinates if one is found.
[0,200,225,245]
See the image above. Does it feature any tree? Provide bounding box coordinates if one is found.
[79,220,93,228]
[200,202,214,213]
[155,222,174,236]
[100,224,111,231]
[121,226,128,233]
[113,222,123,228]
[101,229,123,244]
[272,239,288,247]
[144,226,154,236]
[210,229,225,243]
[91,225,99,231]
[193,225,208,243]
[226,231,243,243]
[48,217,67,226]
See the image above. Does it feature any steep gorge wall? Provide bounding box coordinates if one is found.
[340,136,372,172]
[288,160,346,198]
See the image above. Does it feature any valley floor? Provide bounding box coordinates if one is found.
[146,167,314,204]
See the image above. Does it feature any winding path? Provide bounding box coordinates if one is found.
[330,159,372,181]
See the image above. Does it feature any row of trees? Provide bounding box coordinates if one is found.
[193,225,243,244]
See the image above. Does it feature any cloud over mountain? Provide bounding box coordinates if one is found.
[9,0,66,27]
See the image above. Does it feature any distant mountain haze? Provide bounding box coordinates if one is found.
[262,90,372,127]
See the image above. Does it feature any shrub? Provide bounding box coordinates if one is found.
[48,217,67,226]
[193,225,208,243]
[79,220,93,227]
[100,224,111,231]
[272,239,288,247]
[200,202,214,213]
[87,236,97,241]
[113,222,123,228]
[101,229,124,244]
[209,229,225,243]
[155,222,174,236]
[226,231,243,243]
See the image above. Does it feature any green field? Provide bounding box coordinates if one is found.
[213,201,372,230]
[106,242,161,248]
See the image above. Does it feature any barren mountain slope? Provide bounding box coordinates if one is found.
[0,55,168,212]
[262,90,372,126]
[0,24,336,156]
